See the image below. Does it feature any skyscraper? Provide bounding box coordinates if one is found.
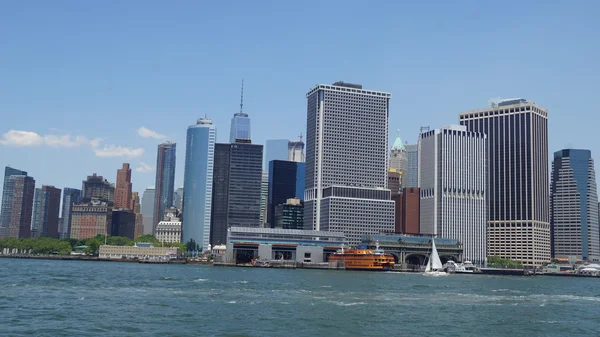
[419,125,487,265]
[153,142,176,233]
[268,160,305,227]
[114,163,132,209]
[260,171,269,227]
[0,167,35,239]
[304,82,395,244]
[229,112,251,143]
[141,187,155,235]
[131,192,143,238]
[460,98,550,266]
[70,199,112,240]
[210,142,263,245]
[30,185,62,239]
[551,149,599,261]
[82,173,114,204]
[288,139,305,163]
[405,144,419,188]
[390,129,407,190]
[182,117,216,250]
[60,188,81,239]
[174,187,184,210]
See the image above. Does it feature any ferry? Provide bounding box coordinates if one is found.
[444,260,480,274]
[328,243,395,271]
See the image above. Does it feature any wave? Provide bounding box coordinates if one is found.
[233,281,248,284]
[193,278,208,282]
[327,301,366,307]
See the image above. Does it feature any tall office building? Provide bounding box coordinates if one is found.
[182,117,216,250]
[210,143,263,245]
[393,187,420,235]
[0,167,35,238]
[288,139,305,163]
[304,82,395,244]
[551,149,599,261]
[131,192,143,238]
[419,125,487,265]
[460,98,550,266]
[275,198,304,230]
[141,187,155,235]
[405,144,419,188]
[111,209,136,239]
[114,163,132,209]
[260,171,269,226]
[31,185,62,239]
[174,187,184,211]
[390,130,407,190]
[70,199,112,240]
[60,188,81,239]
[153,142,176,233]
[82,173,114,204]
[387,169,401,197]
[268,160,305,227]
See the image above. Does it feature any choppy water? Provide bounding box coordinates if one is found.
[1,259,599,336]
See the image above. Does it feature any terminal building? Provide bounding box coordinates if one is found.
[223,226,346,264]
[99,242,180,260]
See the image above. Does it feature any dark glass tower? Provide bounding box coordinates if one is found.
[267,160,305,227]
[459,99,549,266]
[0,167,35,239]
[61,188,82,239]
[210,143,263,245]
[153,142,176,233]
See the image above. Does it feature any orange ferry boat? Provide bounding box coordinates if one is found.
[328,243,395,271]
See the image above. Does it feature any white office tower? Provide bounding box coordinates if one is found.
[304,82,395,245]
[419,125,487,265]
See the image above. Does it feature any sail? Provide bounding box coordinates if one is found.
[425,254,432,272]
[430,239,443,270]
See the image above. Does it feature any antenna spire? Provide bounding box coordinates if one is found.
[240,79,244,114]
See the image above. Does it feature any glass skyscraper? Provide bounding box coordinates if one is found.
[153,142,176,233]
[551,149,599,261]
[61,188,82,239]
[1,167,35,238]
[141,187,155,235]
[182,117,216,250]
[229,112,251,143]
[267,160,305,227]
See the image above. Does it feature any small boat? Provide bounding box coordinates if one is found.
[423,239,448,276]
[328,242,395,271]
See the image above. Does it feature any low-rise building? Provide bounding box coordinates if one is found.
[155,207,181,244]
[274,198,304,230]
[99,242,180,260]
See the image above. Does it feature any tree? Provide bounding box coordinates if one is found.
[487,256,524,269]
[85,238,102,255]
[135,234,160,246]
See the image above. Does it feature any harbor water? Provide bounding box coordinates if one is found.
[0,258,599,336]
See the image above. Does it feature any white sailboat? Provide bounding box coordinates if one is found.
[423,239,448,276]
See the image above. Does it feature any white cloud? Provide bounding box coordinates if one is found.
[0,130,90,148]
[137,126,166,140]
[94,145,144,158]
[135,161,154,173]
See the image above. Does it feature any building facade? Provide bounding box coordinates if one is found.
[460,99,550,266]
[70,200,112,240]
[36,186,62,239]
[393,187,420,235]
[156,208,182,244]
[304,82,395,244]
[405,144,419,188]
[141,187,155,235]
[260,171,269,226]
[60,188,81,239]
[114,163,132,209]
[82,173,114,204]
[0,167,35,238]
[210,143,263,245]
[267,160,305,227]
[31,188,42,238]
[99,243,180,260]
[387,169,401,197]
[131,192,143,239]
[418,125,487,265]
[288,140,305,163]
[229,112,251,143]
[275,198,304,230]
[153,142,176,233]
[551,149,599,261]
[111,209,136,239]
[390,130,407,190]
[182,117,216,250]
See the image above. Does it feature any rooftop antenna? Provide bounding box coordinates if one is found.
[240,79,244,114]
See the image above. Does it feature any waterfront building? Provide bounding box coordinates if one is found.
[405,144,419,188]
[153,142,176,233]
[274,198,304,230]
[141,187,155,235]
[210,142,263,245]
[388,169,401,197]
[223,226,346,264]
[460,99,550,266]
[111,209,136,239]
[260,171,269,226]
[551,149,600,261]
[0,167,35,238]
[33,185,62,239]
[82,173,114,204]
[390,130,407,190]
[182,117,216,251]
[60,188,81,239]
[156,207,182,244]
[267,160,305,227]
[418,125,487,265]
[70,199,112,240]
[288,139,305,162]
[131,192,143,239]
[99,243,180,260]
[304,81,395,245]
[393,187,420,235]
[114,163,132,209]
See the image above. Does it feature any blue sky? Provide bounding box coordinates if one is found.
[1,1,599,198]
